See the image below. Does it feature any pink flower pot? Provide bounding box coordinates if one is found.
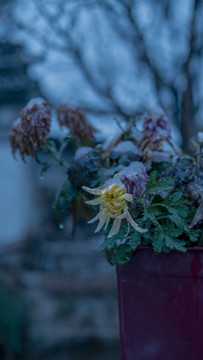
[117,247,203,360]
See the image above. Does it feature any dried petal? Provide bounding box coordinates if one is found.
[139,111,172,160]
[9,98,51,161]
[57,105,96,143]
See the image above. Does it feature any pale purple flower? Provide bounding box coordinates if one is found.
[118,161,148,197]
[139,111,172,158]
[142,111,171,140]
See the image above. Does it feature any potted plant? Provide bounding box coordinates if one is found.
[9,99,203,359]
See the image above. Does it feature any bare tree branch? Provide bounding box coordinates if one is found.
[181,0,201,152]
[2,0,203,146]
[33,0,131,118]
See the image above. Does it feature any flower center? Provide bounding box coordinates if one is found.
[101,185,126,216]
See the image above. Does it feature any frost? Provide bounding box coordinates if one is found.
[102,165,124,179]
[102,176,125,190]
[74,146,93,160]
[118,161,148,197]
[118,161,145,177]
[25,97,47,108]
[113,141,141,155]
[150,150,173,163]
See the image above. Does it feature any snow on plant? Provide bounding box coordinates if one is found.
[9,98,51,161]
[57,104,96,145]
[83,177,147,238]
[118,161,148,197]
[138,111,179,161]
[9,100,203,264]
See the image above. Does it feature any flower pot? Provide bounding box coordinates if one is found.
[116,247,203,360]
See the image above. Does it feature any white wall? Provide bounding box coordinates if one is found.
[0,138,35,245]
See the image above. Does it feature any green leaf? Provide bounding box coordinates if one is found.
[184,227,201,243]
[43,138,58,153]
[102,222,127,251]
[146,171,174,194]
[161,224,183,238]
[55,177,76,223]
[159,193,189,227]
[152,236,166,253]
[152,225,186,253]
[111,245,132,265]
[102,235,118,251]
[40,163,51,177]
[143,207,161,224]
[129,231,142,250]
[164,235,186,252]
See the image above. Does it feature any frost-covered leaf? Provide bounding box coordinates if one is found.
[102,222,127,251]
[184,227,201,243]
[102,235,118,251]
[164,235,186,252]
[111,245,132,265]
[146,172,174,194]
[129,231,142,250]
[153,225,186,253]
[167,157,195,184]
[68,149,99,189]
[143,206,161,224]
[160,192,189,227]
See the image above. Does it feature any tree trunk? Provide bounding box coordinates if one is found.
[181,74,195,153]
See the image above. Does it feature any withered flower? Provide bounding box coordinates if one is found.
[139,111,173,159]
[57,105,96,143]
[9,98,51,161]
[118,161,148,197]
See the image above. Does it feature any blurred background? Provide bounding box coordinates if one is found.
[0,0,203,359]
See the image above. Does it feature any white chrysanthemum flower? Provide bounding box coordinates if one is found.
[82,178,147,238]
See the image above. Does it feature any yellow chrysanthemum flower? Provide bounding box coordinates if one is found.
[82,178,147,238]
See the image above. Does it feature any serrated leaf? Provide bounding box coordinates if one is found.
[111,245,132,265]
[154,192,189,227]
[143,207,161,224]
[130,231,142,250]
[146,172,174,194]
[161,224,183,238]
[102,235,118,251]
[102,222,127,251]
[152,224,186,252]
[163,205,188,226]
[164,235,186,251]
[152,232,166,253]
[184,227,200,242]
